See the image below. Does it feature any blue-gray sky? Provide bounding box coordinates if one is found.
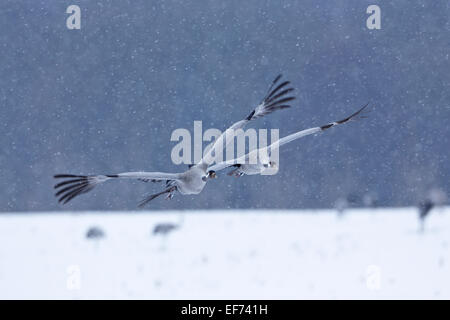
[0,0,449,211]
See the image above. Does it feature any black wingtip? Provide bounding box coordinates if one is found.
[261,76,296,111]
[262,74,284,101]
[320,102,371,131]
[336,102,370,124]
[265,96,296,110]
[54,174,86,179]
[53,174,95,204]
[320,123,334,130]
[245,110,256,121]
[248,75,296,120]
[54,178,86,189]
[273,74,282,83]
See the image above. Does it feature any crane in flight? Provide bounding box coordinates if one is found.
[54,75,295,206]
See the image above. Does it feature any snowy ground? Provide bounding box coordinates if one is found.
[0,207,449,299]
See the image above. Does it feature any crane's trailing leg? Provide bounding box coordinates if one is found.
[138,186,177,208]
[165,192,175,200]
[226,165,243,177]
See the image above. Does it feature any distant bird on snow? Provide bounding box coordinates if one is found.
[153,223,179,236]
[418,188,447,232]
[86,226,105,239]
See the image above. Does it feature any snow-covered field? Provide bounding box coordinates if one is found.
[0,207,449,299]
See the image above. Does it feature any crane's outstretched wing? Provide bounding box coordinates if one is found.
[267,102,369,155]
[208,103,370,174]
[54,171,180,204]
[199,74,295,166]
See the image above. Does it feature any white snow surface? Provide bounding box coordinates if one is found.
[0,207,449,299]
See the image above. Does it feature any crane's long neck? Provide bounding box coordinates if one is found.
[195,161,209,172]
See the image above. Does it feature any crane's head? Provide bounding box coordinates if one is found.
[207,170,217,179]
[263,161,278,169]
